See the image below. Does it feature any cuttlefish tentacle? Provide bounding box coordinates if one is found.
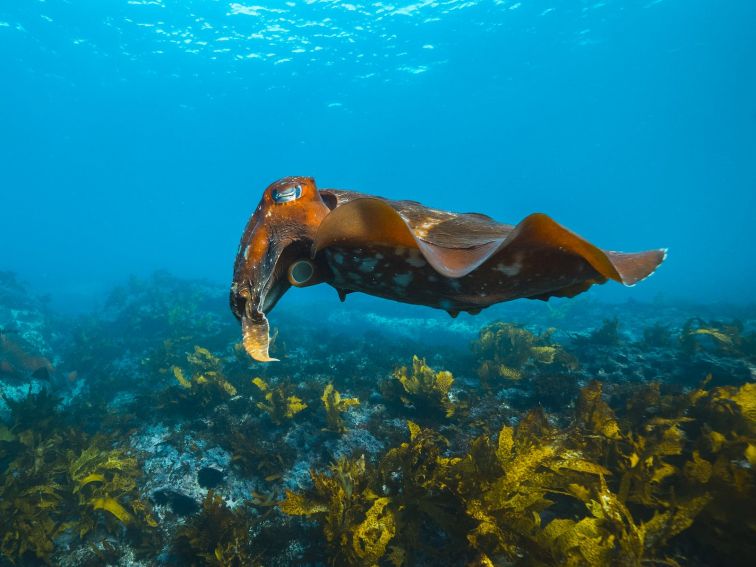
[231,177,667,362]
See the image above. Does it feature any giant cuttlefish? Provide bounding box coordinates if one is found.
[231,176,666,361]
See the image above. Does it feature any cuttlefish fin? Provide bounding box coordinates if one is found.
[242,315,279,362]
[314,197,417,251]
[603,249,669,286]
[506,213,667,286]
[314,199,666,286]
[313,197,505,278]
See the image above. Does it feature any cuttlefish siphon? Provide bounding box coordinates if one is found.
[230,176,666,362]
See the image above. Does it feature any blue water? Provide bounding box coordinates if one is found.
[1,0,754,309]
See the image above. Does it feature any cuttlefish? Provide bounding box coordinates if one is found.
[231,176,666,362]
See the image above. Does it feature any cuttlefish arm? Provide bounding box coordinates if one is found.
[231,177,667,362]
[230,177,331,361]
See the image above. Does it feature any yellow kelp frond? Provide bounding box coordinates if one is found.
[387,355,457,418]
[91,497,133,523]
[380,421,451,497]
[251,376,268,392]
[472,322,577,387]
[167,346,238,414]
[378,422,464,561]
[352,497,397,564]
[321,384,360,433]
[275,375,754,566]
[279,490,329,516]
[252,377,307,425]
[573,382,695,508]
[679,318,754,359]
[448,409,618,563]
[575,381,622,440]
[0,395,157,566]
[279,455,389,565]
[67,441,156,536]
[186,345,222,371]
[172,366,192,389]
[715,382,756,425]
[540,476,710,567]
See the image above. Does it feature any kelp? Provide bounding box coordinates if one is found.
[251,377,307,425]
[175,346,237,396]
[68,441,157,536]
[574,318,623,347]
[0,392,157,565]
[3,277,755,566]
[532,476,709,567]
[161,346,238,415]
[571,380,756,564]
[173,491,259,567]
[0,426,68,564]
[377,422,468,564]
[679,318,756,360]
[472,322,577,386]
[279,455,394,566]
[219,417,295,481]
[321,384,360,433]
[449,410,612,564]
[280,379,755,566]
[681,381,756,559]
[2,387,61,435]
[383,355,457,418]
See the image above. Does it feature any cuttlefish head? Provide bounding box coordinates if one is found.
[230,176,332,361]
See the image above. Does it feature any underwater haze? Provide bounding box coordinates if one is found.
[1,0,755,308]
[1,2,756,567]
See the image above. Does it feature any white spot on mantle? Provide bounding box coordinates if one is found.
[359,258,379,273]
[406,249,427,268]
[393,272,413,287]
[495,261,522,277]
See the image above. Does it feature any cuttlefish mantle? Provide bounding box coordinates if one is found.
[230,176,667,362]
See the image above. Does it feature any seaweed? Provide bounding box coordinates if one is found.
[221,418,295,481]
[157,346,238,416]
[279,455,393,566]
[377,422,468,564]
[2,273,755,565]
[68,440,158,536]
[285,378,754,566]
[574,318,623,347]
[472,322,577,387]
[679,318,755,360]
[3,388,61,435]
[0,428,67,564]
[383,355,457,419]
[449,409,610,563]
[251,377,307,425]
[0,391,158,565]
[681,382,756,560]
[173,492,259,566]
[321,384,360,433]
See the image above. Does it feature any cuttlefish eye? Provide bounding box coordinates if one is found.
[272,184,302,204]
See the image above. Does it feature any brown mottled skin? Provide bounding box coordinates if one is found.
[231,176,666,362]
